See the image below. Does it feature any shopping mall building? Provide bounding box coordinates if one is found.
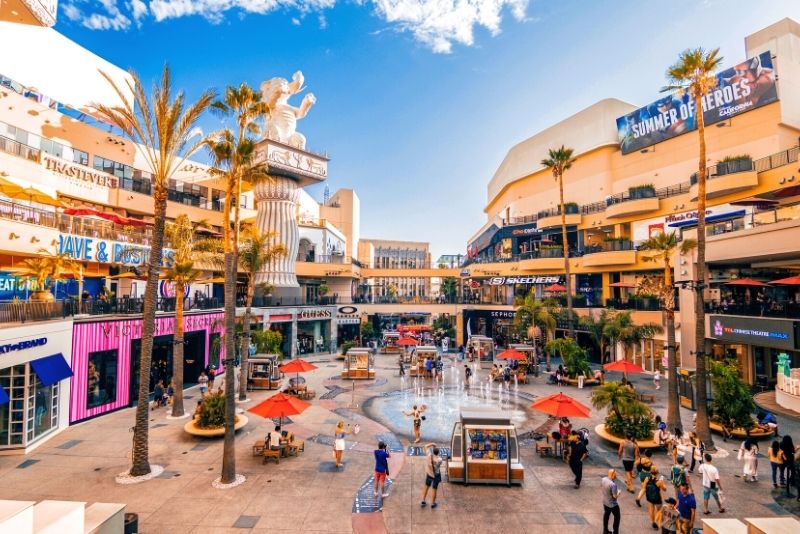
[463,18,800,395]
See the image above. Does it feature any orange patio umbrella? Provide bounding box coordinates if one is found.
[724,278,770,287]
[544,284,567,292]
[497,348,526,361]
[248,392,311,426]
[603,360,645,374]
[279,358,318,385]
[531,392,591,418]
[770,275,800,286]
[396,337,418,346]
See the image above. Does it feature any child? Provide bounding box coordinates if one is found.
[374,441,391,499]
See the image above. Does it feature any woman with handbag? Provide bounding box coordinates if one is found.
[333,421,350,468]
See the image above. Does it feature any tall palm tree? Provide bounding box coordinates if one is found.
[513,291,557,369]
[163,215,209,418]
[591,381,637,423]
[541,146,577,337]
[205,83,268,485]
[237,226,285,401]
[664,47,723,448]
[638,231,697,432]
[94,66,213,477]
[603,310,662,362]
[581,308,614,364]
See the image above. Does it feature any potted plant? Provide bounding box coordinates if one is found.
[628,184,656,199]
[184,391,247,436]
[716,154,753,176]
[545,338,590,379]
[561,202,580,215]
[18,248,78,302]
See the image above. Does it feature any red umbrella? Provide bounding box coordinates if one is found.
[724,278,770,287]
[531,392,591,418]
[248,392,311,426]
[497,348,526,361]
[544,284,567,292]
[603,360,645,374]
[396,337,418,346]
[770,275,800,286]
[278,358,318,388]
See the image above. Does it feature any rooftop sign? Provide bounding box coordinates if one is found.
[616,51,777,154]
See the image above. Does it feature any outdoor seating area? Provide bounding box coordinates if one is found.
[253,431,305,464]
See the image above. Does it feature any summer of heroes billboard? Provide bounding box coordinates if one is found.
[616,51,778,154]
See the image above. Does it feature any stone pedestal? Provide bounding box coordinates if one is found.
[253,176,300,288]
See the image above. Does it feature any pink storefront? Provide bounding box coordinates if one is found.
[70,311,225,423]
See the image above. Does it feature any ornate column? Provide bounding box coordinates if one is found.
[253,176,300,288]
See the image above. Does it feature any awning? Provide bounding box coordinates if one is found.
[30,353,73,386]
[0,384,8,405]
[667,210,746,228]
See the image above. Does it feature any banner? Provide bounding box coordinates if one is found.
[617,51,777,154]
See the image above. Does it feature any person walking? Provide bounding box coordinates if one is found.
[464,364,472,388]
[653,370,661,390]
[198,371,208,397]
[618,434,640,493]
[660,497,679,534]
[398,355,405,377]
[669,455,691,496]
[333,421,350,468]
[567,431,588,488]
[698,453,725,514]
[207,365,216,391]
[420,443,443,508]
[676,484,696,534]
[643,466,667,530]
[601,469,621,534]
[780,435,798,498]
[404,405,425,443]
[768,439,786,489]
[636,449,655,506]
[738,438,759,482]
[435,356,444,383]
[373,441,391,499]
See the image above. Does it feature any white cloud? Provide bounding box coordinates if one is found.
[61,0,529,53]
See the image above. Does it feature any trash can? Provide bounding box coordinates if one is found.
[124,513,138,534]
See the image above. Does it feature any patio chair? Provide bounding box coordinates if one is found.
[286,432,304,456]
[263,447,280,464]
[252,440,265,456]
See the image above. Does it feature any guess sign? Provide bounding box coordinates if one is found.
[298,309,333,321]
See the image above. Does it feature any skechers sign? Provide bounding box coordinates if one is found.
[0,337,47,354]
[58,234,175,268]
[487,276,561,285]
[709,315,797,351]
[616,51,778,154]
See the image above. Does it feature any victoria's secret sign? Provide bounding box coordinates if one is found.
[42,155,119,188]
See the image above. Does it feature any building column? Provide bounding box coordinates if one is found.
[289,315,298,359]
[253,176,300,288]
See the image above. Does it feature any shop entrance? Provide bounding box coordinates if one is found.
[269,323,292,358]
[129,331,207,406]
[297,320,330,355]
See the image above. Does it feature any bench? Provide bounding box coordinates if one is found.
[639,393,656,403]
[286,432,305,456]
[262,447,281,464]
[745,517,800,534]
[535,441,553,457]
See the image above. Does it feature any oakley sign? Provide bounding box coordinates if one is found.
[488,276,561,285]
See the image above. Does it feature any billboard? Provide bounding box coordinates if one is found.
[617,51,778,154]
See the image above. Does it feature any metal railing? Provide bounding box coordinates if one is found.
[0,299,72,324]
[605,298,662,311]
[583,240,635,254]
[0,134,41,162]
[705,301,800,319]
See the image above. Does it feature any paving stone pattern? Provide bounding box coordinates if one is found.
[55,439,82,449]
[352,475,394,513]
[374,432,404,452]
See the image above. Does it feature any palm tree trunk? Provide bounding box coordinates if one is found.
[663,257,680,431]
[130,185,167,476]
[221,180,237,484]
[171,280,186,418]
[693,95,713,449]
[239,276,254,401]
[558,173,574,338]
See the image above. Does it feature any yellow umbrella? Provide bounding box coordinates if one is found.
[0,175,62,207]
[108,272,145,280]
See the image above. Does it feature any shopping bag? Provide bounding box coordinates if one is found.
[718,489,726,507]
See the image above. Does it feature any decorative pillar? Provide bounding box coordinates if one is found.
[253,176,300,287]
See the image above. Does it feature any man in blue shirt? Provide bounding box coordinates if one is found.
[676,483,696,534]
[374,441,391,499]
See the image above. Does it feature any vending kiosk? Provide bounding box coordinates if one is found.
[342,348,375,379]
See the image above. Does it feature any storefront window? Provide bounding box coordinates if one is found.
[87,350,118,409]
[29,373,58,443]
[0,364,59,449]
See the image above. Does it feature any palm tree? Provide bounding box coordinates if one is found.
[541,146,577,337]
[163,214,208,418]
[440,277,458,303]
[638,231,697,432]
[591,381,637,423]
[581,308,614,364]
[664,47,723,449]
[237,226,285,401]
[603,310,662,362]
[94,66,213,477]
[205,83,268,485]
[19,247,79,300]
[514,292,557,368]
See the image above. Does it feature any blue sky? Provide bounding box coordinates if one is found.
[57,0,800,258]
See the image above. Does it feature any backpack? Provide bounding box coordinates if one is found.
[645,477,660,503]
[670,465,686,488]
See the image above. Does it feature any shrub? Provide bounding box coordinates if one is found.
[341,341,356,355]
[197,392,226,429]
[545,338,590,378]
[605,413,655,441]
[252,329,283,356]
[709,359,756,431]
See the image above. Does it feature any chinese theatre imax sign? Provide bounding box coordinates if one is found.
[709,315,798,351]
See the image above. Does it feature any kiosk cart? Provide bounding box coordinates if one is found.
[447,408,524,486]
[510,344,538,375]
[469,336,495,369]
[247,354,282,390]
[411,346,438,377]
[380,332,402,354]
[342,348,375,379]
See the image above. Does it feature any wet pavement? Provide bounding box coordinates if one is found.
[1,350,798,533]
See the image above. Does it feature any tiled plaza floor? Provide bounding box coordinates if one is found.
[2,352,798,533]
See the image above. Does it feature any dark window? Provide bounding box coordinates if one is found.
[71,148,89,166]
[87,349,118,409]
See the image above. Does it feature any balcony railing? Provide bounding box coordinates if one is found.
[297,254,351,264]
[0,299,72,324]
[705,301,800,319]
[0,135,41,162]
[0,197,155,246]
[583,240,635,254]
